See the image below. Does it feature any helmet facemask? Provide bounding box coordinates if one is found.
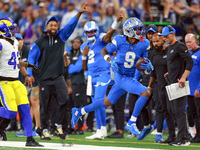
[84,21,99,42]
[123,18,145,40]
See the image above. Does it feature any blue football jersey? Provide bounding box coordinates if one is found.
[80,33,110,77]
[107,35,150,77]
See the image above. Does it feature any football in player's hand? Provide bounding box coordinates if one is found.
[136,57,148,71]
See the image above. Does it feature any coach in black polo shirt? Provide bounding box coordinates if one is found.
[148,33,175,143]
[159,25,193,146]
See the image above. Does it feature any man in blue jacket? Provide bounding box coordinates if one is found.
[27,2,88,140]
[185,33,200,143]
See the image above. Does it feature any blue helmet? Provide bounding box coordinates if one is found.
[0,21,14,40]
[83,21,99,41]
[0,17,17,33]
[123,17,145,39]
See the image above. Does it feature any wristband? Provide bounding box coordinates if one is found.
[82,56,87,60]
[111,20,121,30]
[147,86,151,89]
[24,74,29,77]
[104,55,110,62]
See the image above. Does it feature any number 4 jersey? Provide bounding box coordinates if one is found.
[107,35,150,77]
[0,39,19,79]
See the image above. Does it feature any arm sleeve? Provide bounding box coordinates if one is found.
[58,15,79,42]
[27,43,41,76]
[99,32,107,44]
[143,50,148,58]
[142,40,150,58]
[68,55,83,74]
[133,69,142,81]
[179,45,194,71]
[106,37,118,54]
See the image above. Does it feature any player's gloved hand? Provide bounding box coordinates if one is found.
[111,59,119,73]
[27,63,39,73]
[140,58,154,71]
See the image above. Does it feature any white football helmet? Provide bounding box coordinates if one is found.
[123,17,145,39]
[83,21,99,41]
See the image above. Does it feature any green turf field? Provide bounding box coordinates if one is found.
[1,131,200,150]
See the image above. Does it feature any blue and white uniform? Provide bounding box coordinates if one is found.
[106,35,149,104]
[81,33,110,129]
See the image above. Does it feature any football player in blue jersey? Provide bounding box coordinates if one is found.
[71,17,153,136]
[76,11,123,140]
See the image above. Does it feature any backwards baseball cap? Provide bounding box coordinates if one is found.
[146,24,158,33]
[15,33,23,40]
[191,0,199,5]
[45,16,58,26]
[159,25,176,36]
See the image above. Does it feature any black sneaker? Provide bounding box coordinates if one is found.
[75,129,84,135]
[6,126,20,132]
[54,125,65,139]
[186,132,192,142]
[191,135,200,143]
[26,138,44,147]
[169,138,190,146]
[160,136,176,144]
[36,127,51,140]
[87,128,94,132]
[107,132,124,138]
[0,130,7,141]
[163,18,170,22]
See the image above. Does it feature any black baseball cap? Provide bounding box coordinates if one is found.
[146,24,158,33]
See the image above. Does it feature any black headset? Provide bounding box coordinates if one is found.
[167,25,174,32]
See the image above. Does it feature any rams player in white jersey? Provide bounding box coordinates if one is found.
[0,20,42,147]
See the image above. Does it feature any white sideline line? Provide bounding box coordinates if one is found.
[0,141,161,150]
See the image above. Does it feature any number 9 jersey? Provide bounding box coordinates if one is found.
[0,39,19,79]
[107,35,150,77]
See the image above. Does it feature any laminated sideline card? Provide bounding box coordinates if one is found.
[165,81,190,101]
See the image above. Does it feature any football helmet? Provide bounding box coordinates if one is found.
[83,21,99,41]
[123,17,145,39]
[0,17,17,33]
[0,21,15,41]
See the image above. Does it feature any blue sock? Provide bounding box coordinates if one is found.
[84,99,105,113]
[95,110,101,129]
[128,119,136,126]
[162,120,167,130]
[132,96,148,118]
[18,104,32,137]
[99,107,106,126]
[153,121,157,130]
[0,107,17,119]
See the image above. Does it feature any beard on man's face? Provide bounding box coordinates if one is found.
[47,30,57,36]
[154,44,163,52]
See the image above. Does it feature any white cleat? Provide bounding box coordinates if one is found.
[85,129,104,140]
[188,126,196,138]
[101,126,107,137]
